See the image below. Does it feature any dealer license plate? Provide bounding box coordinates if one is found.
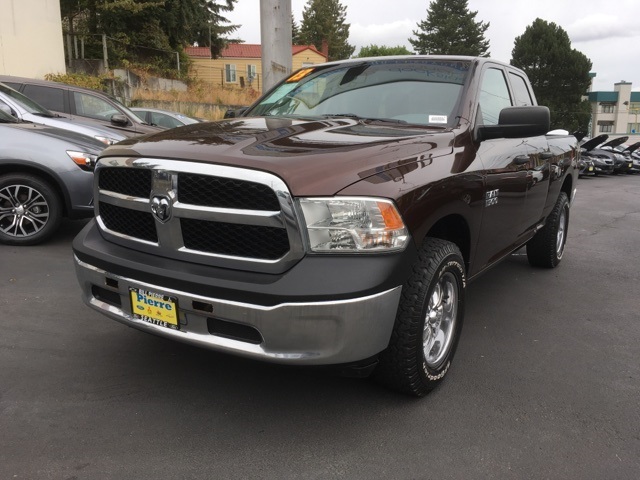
[130,287,179,330]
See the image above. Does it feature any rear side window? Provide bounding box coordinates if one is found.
[23,85,65,112]
[509,73,533,106]
[2,82,22,91]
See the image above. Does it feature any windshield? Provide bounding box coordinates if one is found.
[246,59,470,126]
[0,83,53,117]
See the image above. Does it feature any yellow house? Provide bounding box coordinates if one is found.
[186,44,327,94]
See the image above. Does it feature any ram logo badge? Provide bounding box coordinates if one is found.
[151,195,172,223]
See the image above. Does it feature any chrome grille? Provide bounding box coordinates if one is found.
[95,158,304,273]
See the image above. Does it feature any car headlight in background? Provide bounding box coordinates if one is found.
[94,135,116,145]
[298,197,409,252]
[67,151,98,171]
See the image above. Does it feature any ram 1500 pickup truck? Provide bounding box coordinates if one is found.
[73,56,578,396]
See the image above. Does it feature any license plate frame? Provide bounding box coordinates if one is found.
[129,287,179,330]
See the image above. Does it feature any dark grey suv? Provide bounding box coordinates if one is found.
[0,108,105,245]
[0,75,161,137]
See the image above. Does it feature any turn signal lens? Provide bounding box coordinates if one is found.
[298,197,409,252]
[67,151,98,171]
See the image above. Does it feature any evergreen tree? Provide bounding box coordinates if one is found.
[292,14,301,45]
[409,0,490,56]
[356,45,413,57]
[299,0,355,61]
[60,0,238,62]
[511,18,592,132]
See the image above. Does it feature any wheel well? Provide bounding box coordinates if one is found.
[425,215,471,273]
[0,165,69,216]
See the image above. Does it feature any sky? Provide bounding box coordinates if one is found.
[225,0,640,92]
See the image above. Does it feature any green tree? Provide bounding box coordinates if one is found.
[292,14,301,45]
[356,44,413,57]
[409,0,490,56]
[299,0,355,61]
[59,0,239,73]
[511,18,592,132]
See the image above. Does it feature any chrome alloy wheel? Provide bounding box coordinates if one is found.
[0,184,50,238]
[423,272,458,368]
[556,206,567,259]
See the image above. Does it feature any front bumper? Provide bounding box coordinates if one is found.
[73,221,414,365]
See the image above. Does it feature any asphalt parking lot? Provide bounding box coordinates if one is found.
[1,174,639,479]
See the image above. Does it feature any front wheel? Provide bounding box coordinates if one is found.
[526,192,569,268]
[374,238,466,396]
[0,174,62,245]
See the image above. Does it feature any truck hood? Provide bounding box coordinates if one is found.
[99,117,454,196]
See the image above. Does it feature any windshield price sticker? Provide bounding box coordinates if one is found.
[429,115,448,124]
[130,287,179,329]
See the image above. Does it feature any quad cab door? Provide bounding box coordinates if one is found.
[473,66,550,272]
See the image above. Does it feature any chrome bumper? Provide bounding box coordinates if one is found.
[74,256,402,365]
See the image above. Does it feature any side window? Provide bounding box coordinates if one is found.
[508,73,533,106]
[150,112,181,128]
[23,85,65,112]
[479,68,512,125]
[73,92,118,120]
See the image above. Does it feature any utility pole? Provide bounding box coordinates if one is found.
[260,0,292,92]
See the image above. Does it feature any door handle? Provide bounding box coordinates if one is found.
[514,155,530,165]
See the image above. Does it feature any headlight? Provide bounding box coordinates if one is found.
[298,197,409,252]
[67,150,98,171]
[94,135,115,145]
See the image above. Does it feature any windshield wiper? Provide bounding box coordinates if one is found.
[32,112,55,118]
[321,113,407,124]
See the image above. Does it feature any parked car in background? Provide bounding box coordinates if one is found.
[581,135,615,175]
[595,136,633,174]
[0,108,104,245]
[577,156,595,177]
[0,83,125,145]
[0,75,162,137]
[131,107,202,129]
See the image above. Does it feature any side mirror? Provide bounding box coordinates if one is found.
[110,113,129,126]
[224,107,248,119]
[476,106,550,142]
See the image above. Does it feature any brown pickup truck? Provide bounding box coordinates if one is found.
[73,56,578,396]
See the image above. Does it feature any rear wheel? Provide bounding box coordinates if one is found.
[526,192,569,268]
[374,238,466,396]
[0,174,62,245]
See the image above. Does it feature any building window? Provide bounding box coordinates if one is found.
[225,64,237,83]
[247,65,257,81]
[628,123,640,134]
[598,122,613,133]
[601,104,614,113]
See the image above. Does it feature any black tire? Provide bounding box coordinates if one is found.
[526,192,569,268]
[374,238,466,396]
[0,173,62,245]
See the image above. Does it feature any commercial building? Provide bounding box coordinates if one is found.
[588,80,640,140]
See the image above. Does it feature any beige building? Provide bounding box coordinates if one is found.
[588,80,640,140]
[0,0,66,78]
[186,44,327,94]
